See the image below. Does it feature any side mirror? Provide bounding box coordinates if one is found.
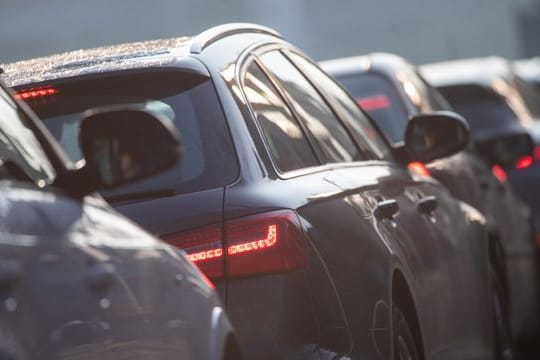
[476,133,533,167]
[404,111,470,163]
[78,105,181,190]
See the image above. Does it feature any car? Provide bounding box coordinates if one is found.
[420,57,540,252]
[0,80,239,359]
[514,57,540,92]
[321,53,539,347]
[2,23,503,359]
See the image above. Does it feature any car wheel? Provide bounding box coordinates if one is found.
[393,304,420,360]
[492,267,513,360]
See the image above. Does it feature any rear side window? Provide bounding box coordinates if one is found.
[258,51,360,163]
[335,72,409,144]
[438,85,521,136]
[20,71,238,202]
[242,61,319,173]
[286,52,390,160]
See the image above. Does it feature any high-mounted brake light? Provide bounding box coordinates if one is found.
[515,155,533,170]
[491,165,507,183]
[162,210,307,279]
[357,95,391,111]
[408,162,431,177]
[15,87,58,100]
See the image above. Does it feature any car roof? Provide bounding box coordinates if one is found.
[420,56,513,88]
[513,57,540,82]
[320,52,412,79]
[1,23,282,88]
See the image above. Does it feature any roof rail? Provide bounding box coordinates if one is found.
[190,23,282,54]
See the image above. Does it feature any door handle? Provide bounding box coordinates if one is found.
[374,199,399,220]
[417,196,437,215]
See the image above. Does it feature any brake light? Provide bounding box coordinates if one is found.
[162,210,307,279]
[515,155,533,169]
[15,86,58,100]
[491,165,507,183]
[408,162,431,177]
[163,225,224,278]
[357,95,391,111]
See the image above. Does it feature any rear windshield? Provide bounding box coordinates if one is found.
[438,85,520,136]
[335,72,409,144]
[19,70,238,202]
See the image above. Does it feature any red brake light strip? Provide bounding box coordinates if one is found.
[188,224,278,263]
[15,87,58,100]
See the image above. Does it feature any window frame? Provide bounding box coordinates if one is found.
[237,43,399,180]
[283,49,396,161]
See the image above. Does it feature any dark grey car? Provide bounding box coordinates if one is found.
[2,24,501,359]
[322,53,539,348]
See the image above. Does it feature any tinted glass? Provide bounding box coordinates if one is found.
[287,52,390,160]
[21,71,238,202]
[335,72,409,144]
[243,61,319,172]
[0,86,55,183]
[259,51,359,163]
[439,85,519,136]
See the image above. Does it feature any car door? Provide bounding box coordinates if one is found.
[281,51,493,358]
[253,48,456,358]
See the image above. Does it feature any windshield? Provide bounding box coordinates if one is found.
[438,85,521,137]
[335,72,409,144]
[19,71,238,202]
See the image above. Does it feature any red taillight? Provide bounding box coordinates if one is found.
[408,161,431,177]
[162,210,307,279]
[357,95,391,111]
[491,165,507,183]
[15,86,58,100]
[163,225,224,279]
[515,155,533,169]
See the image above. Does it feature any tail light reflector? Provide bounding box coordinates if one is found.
[162,210,307,279]
[515,155,533,169]
[408,161,431,177]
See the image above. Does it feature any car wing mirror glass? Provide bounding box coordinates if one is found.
[78,105,181,190]
[404,111,470,163]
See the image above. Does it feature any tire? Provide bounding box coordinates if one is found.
[393,303,420,360]
[491,267,514,360]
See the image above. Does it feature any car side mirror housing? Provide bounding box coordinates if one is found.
[476,133,533,167]
[75,105,181,192]
[404,111,470,163]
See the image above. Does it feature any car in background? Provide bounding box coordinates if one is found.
[0,80,239,360]
[2,23,507,359]
[514,57,540,92]
[421,57,540,252]
[322,53,538,348]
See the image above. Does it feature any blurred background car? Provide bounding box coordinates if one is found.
[421,58,540,254]
[1,23,510,359]
[322,53,539,349]
[514,57,540,92]
[0,81,239,360]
